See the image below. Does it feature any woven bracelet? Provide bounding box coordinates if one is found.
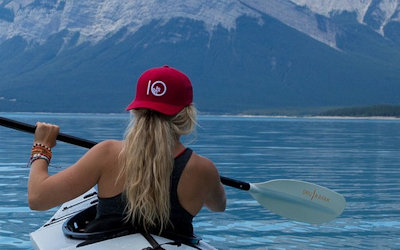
[28,154,51,167]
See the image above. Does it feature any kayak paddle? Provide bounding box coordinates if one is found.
[0,116,346,224]
[221,176,345,224]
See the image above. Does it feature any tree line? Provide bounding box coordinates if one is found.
[320,105,400,117]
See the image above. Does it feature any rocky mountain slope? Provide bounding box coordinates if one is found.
[0,0,399,113]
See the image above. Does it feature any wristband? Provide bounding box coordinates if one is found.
[29,143,52,167]
[28,154,50,167]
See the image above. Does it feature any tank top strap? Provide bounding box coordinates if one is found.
[171,148,193,188]
[169,147,194,235]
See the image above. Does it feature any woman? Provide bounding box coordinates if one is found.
[28,65,226,237]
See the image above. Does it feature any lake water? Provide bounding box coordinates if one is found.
[0,113,399,249]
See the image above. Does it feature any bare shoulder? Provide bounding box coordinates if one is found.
[79,140,123,171]
[190,152,213,166]
[90,140,124,196]
[187,152,219,179]
[184,151,226,212]
[88,140,122,159]
[94,139,123,152]
[178,150,226,214]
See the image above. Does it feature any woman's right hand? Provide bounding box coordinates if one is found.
[34,122,59,148]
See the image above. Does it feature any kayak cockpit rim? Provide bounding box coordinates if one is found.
[62,200,203,248]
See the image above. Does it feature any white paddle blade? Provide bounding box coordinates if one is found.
[249,179,346,224]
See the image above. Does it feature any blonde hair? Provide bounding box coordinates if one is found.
[119,105,197,233]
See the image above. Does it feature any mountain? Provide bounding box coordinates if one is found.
[0,0,399,114]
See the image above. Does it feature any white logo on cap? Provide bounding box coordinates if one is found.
[147,80,167,97]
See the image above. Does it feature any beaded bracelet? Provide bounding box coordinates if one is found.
[33,143,52,152]
[31,148,52,159]
[31,144,52,159]
[28,143,52,167]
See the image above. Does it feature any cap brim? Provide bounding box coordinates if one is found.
[126,100,184,116]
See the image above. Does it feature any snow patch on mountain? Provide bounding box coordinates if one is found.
[244,0,338,48]
[0,0,262,45]
[375,0,399,34]
[290,0,372,23]
[290,0,400,34]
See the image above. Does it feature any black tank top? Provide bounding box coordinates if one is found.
[92,148,194,236]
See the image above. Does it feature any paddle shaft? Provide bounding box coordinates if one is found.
[0,116,249,190]
[0,117,97,148]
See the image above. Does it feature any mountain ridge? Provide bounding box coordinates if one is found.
[2,0,400,48]
[0,0,399,113]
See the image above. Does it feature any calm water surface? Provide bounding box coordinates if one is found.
[0,113,399,249]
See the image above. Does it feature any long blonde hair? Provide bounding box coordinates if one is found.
[119,105,197,232]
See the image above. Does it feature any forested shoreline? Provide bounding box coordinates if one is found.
[319,105,400,117]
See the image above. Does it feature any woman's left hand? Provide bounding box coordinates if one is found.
[34,122,59,148]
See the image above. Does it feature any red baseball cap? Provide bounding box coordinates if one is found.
[126,66,193,115]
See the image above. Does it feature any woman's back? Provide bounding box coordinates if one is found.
[96,140,225,219]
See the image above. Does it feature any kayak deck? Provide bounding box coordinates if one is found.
[30,188,216,250]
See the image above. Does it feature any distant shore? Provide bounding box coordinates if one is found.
[240,105,400,118]
[317,105,400,118]
[308,115,400,120]
[1,105,399,119]
[230,114,400,120]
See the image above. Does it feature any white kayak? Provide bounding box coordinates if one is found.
[30,188,216,250]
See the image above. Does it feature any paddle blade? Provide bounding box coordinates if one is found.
[249,179,346,224]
